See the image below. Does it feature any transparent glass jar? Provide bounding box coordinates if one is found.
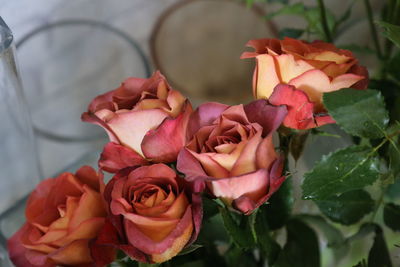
[0,17,41,266]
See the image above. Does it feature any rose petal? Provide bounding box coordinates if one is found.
[105,109,169,156]
[7,223,52,267]
[177,148,208,192]
[141,102,192,163]
[124,207,193,256]
[254,54,281,99]
[48,239,92,265]
[288,69,363,111]
[187,102,229,140]
[244,99,287,135]
[209,168,269,206]
[189,151,230,178]
[68,186,106,229]
[75,165,102,192]
[99,142,148,173]
[269,84,318,130]
[230,131,263,176]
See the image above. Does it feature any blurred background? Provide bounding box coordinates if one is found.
[0,0,386,266]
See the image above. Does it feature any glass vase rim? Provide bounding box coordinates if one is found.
[0,17,13,54]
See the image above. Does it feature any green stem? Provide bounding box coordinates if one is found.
[363,0,383,60]
[317,0,333,42]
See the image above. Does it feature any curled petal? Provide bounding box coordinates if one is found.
[99,142,148,173]
[269,84,334,130]
[209,169,270,212]
[187,102,229,140]
[244,99,287,135]
[142,101,192,163]
[104,109,169,156]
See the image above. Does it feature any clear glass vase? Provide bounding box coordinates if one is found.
[0,17,42,266]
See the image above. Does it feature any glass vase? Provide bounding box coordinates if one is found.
[0,17,42,266]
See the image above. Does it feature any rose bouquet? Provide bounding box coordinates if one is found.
[7,0,400,266]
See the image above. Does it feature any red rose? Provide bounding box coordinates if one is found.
[82,71,192,172]
[242,37,369,129]
[177,100,287,214]
[92,164,202,264]
[8,166,112,267]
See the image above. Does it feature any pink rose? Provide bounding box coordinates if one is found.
[177,100,287,214]
[91,164,202,264]
[242,37,369,129]
[82,71,192,172]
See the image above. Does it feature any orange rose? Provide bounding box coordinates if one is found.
[82,71,192,172]
[91,164,202,264]
[7,166,113,267]
[242,37,369,129]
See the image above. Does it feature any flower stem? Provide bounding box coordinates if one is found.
[363,0,383,60]
[316,0,333,42]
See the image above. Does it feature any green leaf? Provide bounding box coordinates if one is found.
[315,190,375,225]
[138,263,159,267]
[298,215,348,256]
[368,80,400,123]
[289,130,310,162]
[225,245,258,267]
[263,177,293,230]
[265,3,305,20]
[178,244,203,256]
[353,259,368,267]
[346,223,376,243]
[368,225,393,267]
[219,208,255,249]
[387,52,400,81]
[254,207,281,264]
[302,145,380,200]
[278,28,304,39]
[324,89,389,139]
[274,219,320,267]
[338,44,376,55]
[377,21,400,49]
[304,7,336,39]
[202,197,220,221]
[384,203,400,231]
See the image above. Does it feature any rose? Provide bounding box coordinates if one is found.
[177,100,287,214]
[8,166,112,267]
[91,164,202,264]
[82,71,192,172]
[241,37,369,129]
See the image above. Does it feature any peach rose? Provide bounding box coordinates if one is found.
[91,164,202,264]
[7,166,112,267]
[82,71,192,172]
[177,100,287,214]
[241,37,369,129]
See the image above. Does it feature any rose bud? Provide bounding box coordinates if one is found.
[241,37,369,130]
[91,164,202,264]
[177,100,287,215]
[8,166,113,267]
[82,71,192,172]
